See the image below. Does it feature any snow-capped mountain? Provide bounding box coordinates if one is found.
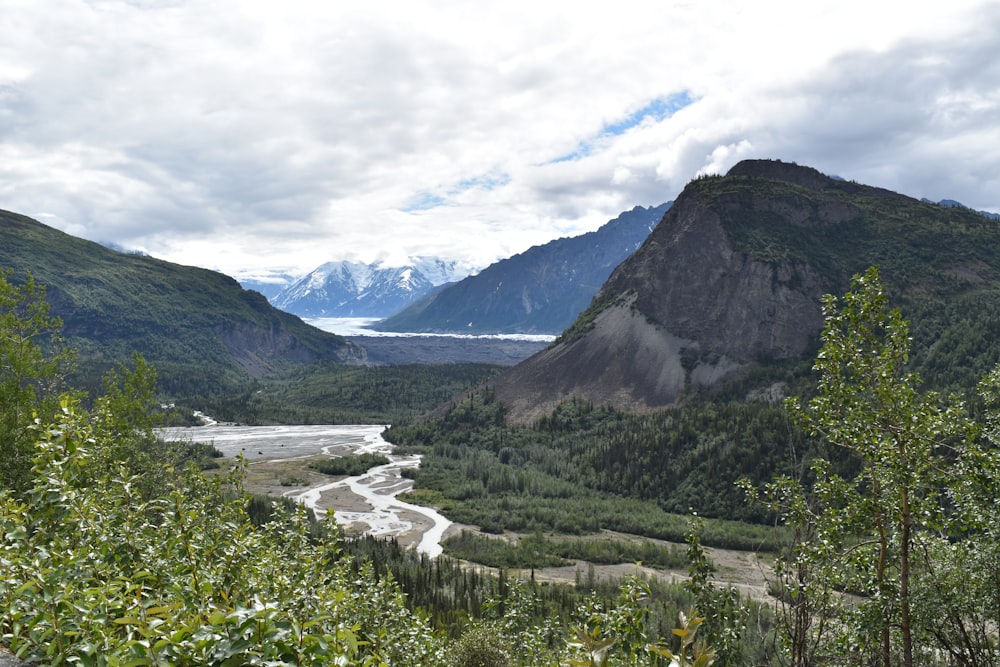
[271,257,476,318]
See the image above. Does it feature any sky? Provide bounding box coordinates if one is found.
[2,1,999,284]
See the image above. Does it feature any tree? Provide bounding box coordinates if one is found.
[0,269,74,494]
[777,267,978,666]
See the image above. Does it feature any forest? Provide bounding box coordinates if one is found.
[3,266,1000,665]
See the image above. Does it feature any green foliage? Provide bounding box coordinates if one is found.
[442,530,688,572]
[0,401,446,665]
[690,170,1000,396]
[442,531,571,570]
[567,575,659,667]
[648,610,717,667]
[309,453,391,477]
[0,269,74,495]
[749,267,1000,666]
[684,517,751,665]
[388,393,792,549]
[449,623,511,667]
[0,213,355,397]
[177,361,502,425]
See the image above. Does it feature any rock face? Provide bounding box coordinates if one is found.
[0,650,24,667]
[602,194,826,363]
[491,159,1000,423]
[491,194,824,422]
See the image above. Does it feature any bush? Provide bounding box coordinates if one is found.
[450,624,510,667]
[0,403,445,665]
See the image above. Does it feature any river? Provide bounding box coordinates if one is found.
[159,423,452,557]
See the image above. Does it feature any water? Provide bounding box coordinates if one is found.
[159,423,452,557]
[305,316,556,342]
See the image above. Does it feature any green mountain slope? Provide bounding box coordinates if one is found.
[0,209,363,393]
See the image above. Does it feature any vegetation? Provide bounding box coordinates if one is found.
[441,530,688,572]
[2,269,747,664]
[0,270,75,495]
[386,392,797,549]
[310,453,391,477]
[0,402,445,665]
[171,361,502,426]
[743,268,1000,665]
[694,170,1000,395]
[6,262,1000,664]
[0,210,354,398]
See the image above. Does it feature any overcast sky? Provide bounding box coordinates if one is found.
[3,1,999,283]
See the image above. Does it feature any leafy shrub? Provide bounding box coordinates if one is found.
[449,623,511,667]
[0,401,446,666]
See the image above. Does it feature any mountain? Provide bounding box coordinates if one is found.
[271,257,474,318]
[490,159,1000,423]
[375,203,671,334]
[238,274,299,301]
[0,210,364,394]
[922,197,1000,220]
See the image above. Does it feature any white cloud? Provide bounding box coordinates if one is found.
[1,0,998,281]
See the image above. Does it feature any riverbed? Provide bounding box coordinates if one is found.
[159,424,453,557]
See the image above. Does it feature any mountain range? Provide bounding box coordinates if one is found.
[268,258,476,318]
[375,202,671,334]
[7,158,1000,422]
[489,159,1000,423]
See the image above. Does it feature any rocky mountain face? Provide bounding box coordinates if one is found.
[272,258,474,318]
[0,210,365,392]
[376,203,671,334]
[491,159,1000,423]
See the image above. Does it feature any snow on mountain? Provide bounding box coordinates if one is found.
[271,257,476,318]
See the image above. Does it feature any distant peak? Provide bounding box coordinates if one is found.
[726,159,832,190]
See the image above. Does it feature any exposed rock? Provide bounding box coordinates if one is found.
[0,649,24,667]
[491,158,1000,423]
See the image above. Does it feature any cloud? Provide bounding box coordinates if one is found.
[549,92,695,163]
[0,0,997,281]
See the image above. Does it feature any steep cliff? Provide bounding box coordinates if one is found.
[492,159,1000,422]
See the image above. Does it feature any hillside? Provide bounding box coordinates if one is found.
[490,159,1000,422]
[375,203,670,334]
[0,209,364,393]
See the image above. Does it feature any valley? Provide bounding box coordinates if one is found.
[6,160,1000,663]
[162,422,775,604]
[312,317,552,365]
[161,423,454,557]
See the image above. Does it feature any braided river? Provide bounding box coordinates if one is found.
[159,424,452,557]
